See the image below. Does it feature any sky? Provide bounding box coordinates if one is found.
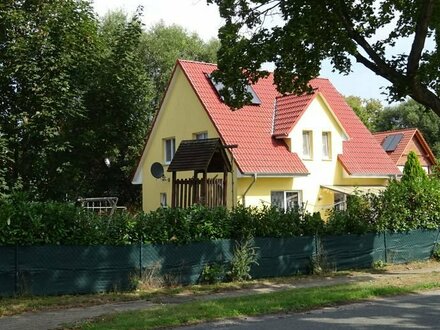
[92,0,398,103]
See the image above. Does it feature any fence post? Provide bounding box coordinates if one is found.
[383,231,388,263]
[139,242,142,279]
[14,245,18,296]
[314,233,319,257]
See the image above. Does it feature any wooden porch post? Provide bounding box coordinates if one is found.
[201,171,207,206]
[192,171,198,204]
[171,171,177,208]
[223,170,228,207]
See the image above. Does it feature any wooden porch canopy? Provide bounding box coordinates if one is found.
[167,138,233,208]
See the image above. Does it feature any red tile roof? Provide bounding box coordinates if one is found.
[177,60,400,176]
[373,128,436,165]
[179,60,308,175]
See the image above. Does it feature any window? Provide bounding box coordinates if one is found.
[271,191,302,211]
[207,73,261,105]
[334,193,346,211]
[302,131,313,159]
[195,132,208,140]
[160,193,167,207]
[322,132,331,159]
[164,138,175,164]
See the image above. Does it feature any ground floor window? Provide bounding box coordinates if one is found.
[160,193,167,207]
[334,192,347,211]
[271,191,302,211]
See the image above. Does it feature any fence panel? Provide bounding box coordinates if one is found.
[16,246,139,295]
[321,233,385,270]
[384,229,439,264]
[0,247,15,297]
[142,240,233,285]
[251,237,315,278]
[1,229,440,296]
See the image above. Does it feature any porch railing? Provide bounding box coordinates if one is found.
[172,178,225,208]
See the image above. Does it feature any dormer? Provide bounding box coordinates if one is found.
[273,91,349,161]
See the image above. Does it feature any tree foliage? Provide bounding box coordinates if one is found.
[139,22,219,108]
[345,96,383,131]
[71,10,154,205]
[0,0,98,199]
[209,0,440,114]
[0,2,219,206]
[402,150,427,183]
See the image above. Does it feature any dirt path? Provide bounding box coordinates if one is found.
[1,264,439,330]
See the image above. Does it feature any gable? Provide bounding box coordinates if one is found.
[373,129,436,167]
[132,64,219,184]
[290,93,348,138]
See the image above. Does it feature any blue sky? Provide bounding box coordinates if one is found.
[93,0,418,104]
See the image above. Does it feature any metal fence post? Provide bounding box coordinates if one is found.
[139,242,142,278]
[314,233,319,257]
[14,245,18,296]
[383,231,388,263]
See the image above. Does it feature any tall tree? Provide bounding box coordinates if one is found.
[208,0,440,114]
[345,96,383,131]
[402,151,427,183]
[70,10,154,205]
[0,0,97,199]
[139,22,219,108]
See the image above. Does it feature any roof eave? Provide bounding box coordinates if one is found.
[239,172,309,177]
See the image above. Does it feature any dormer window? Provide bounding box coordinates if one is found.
[322,132,331,160]
[206,73,261,105]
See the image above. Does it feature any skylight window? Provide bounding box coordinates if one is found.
[206,73,261,105]
[382,133,403,152]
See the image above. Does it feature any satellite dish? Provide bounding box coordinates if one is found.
[150,162,164,179]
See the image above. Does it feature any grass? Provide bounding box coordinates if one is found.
[72,279,440,330]
[0,271,349,317]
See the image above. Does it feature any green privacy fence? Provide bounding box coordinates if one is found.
[0,229,439,297]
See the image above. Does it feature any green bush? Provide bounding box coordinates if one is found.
[326,193,378,235]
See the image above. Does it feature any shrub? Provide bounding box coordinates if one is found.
[326,193,377,235]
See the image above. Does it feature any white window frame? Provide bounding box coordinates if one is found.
[164,138,175,164]
[195,132,208,140]
[271,190,302,211]
[334,192,347,211]
[160,193,167,208]
[302,130,313,159]
[322,131,331,160]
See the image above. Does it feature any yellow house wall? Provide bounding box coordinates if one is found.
[141,66,236,211]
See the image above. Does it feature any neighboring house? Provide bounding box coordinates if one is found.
[373,128,437,174]
[132,60,400,216]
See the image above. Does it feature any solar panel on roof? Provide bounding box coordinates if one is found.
[382,133,403,152]
[206,74,261,105]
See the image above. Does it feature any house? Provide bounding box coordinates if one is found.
[132,60,400,216]
[373,128,436,174]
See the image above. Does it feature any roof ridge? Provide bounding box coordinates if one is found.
[178,59,218,66]
[373,128,418,135]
